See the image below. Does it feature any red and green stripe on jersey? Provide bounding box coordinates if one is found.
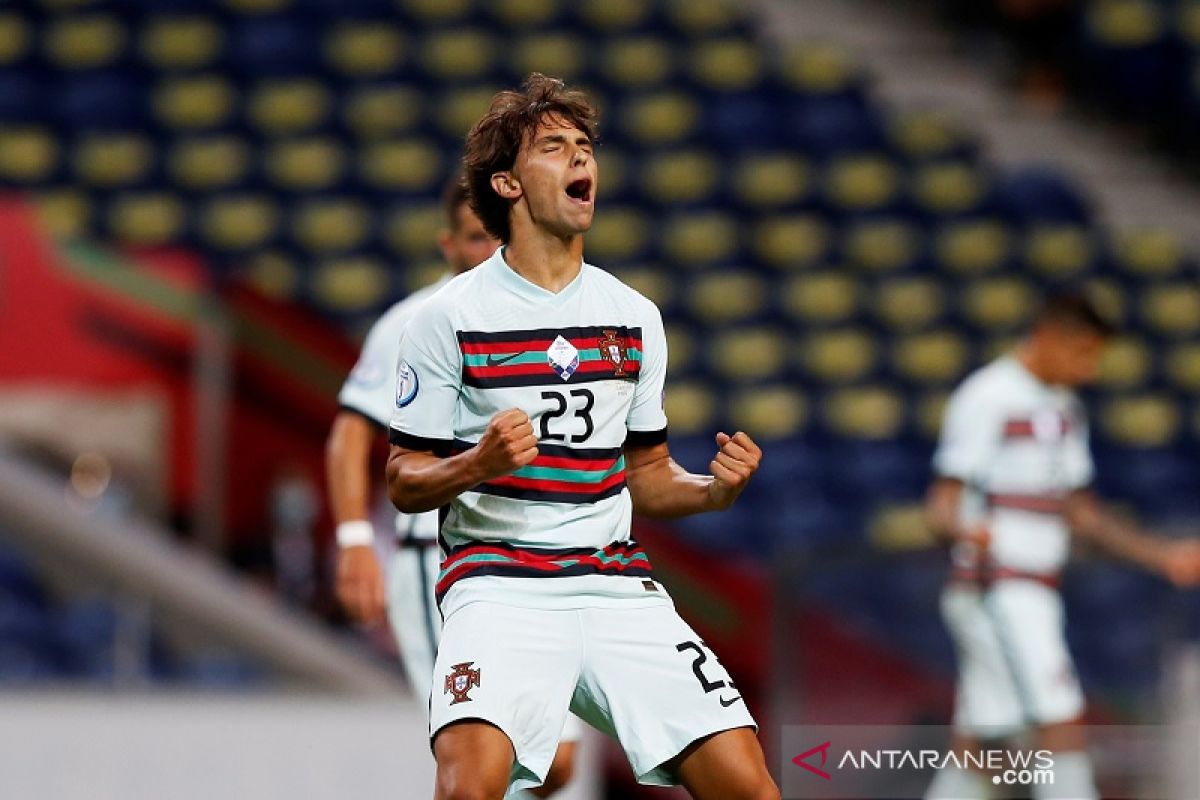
[458,325,642,388]
[435,538,653,603]
[454,441,627,504]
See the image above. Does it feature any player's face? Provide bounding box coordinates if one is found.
[1041,327,1107,387]
[440,203,500,273]
[511,115,597,237]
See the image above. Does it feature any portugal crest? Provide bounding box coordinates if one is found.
[444,661,481,705]
[597,329,628,377]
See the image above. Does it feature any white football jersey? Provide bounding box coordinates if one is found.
[933,355,1094,575]
[337,274,450,541]
[388,249,671,613]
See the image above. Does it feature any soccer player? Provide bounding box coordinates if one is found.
[924,291,1200,799]
[386,75,780,800]
[327,178,582,797]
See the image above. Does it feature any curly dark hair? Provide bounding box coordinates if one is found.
[462,73,599,243]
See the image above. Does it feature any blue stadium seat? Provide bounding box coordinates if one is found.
[227,15,317,77]
[991,167,1092,225]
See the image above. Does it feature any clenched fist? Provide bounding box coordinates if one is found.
[470,408,539,483]
[707,431,762,510]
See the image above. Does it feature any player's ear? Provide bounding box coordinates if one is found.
[491,171,521,201]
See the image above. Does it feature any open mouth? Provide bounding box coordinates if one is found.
[565,178,593,203]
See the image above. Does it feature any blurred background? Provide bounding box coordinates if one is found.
[1,0,1199,797]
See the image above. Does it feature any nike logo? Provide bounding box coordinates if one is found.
[485,352,523,367]
[718,695,742,707]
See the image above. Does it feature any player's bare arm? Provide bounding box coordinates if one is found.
[325,410,387,622]
[387,408,538,513]
[924,478,990,548]
[1065,490,1200,587]
[625,431,761,518]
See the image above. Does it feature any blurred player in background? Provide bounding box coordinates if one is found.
[386,74,778,800]
[326,178,585,798]
[924,290,1200,799]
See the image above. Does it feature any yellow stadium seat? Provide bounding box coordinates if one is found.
[729,386,808,439]
[781,272,859,325]
[400,0,474,26]
[870,503,936,551]
[1114,228,1186,278]
[1140,283,1200,336]
[1101,394,1180,447]
[911,161,987,215]
[224,0,293,12]
[509,33,587,82]
[586,206,651,262]
[843,218,921,273]
[73,133,155,188]
[1165,342,1200,392]
[1096,336,1153,390]
[0,13,32,66]
[140,16,223,70]
[664,323,698,374]
[889,110,969,160]
[167,136,251,191]
[265,137,346,191]
[1180,2,1200,45]
[383,203,443,258]
[982,335,1021,362]
[596,146,629,198]
[662,211,738,266]
[199,195,279,251]
[732,154,810,209]
[153,75,238,130]
[610,266,673,309]
[824,385,905,439]
[915,389,950,440]
[342,84,424,140]
[437,85,503,138]
[578,0,654,32]
[892,330,970,385]
[686,271,767,324]
[311,255,391,313]
[240,250,299,300]
[665,0,747,35]
[0,127,56,184]
[599,37,675,89]
[933,220,1010,275]
[1087,0,1165,47]
[687,39,764,92]
[359,138,441,193]
[620,92,700,145]
[292,198,371,254]
[420,29,497,83]
[824,154,900,211]
[663,381,718,436]
[774,42,859,93]
[639,149,719,205]
[874,276,946,331]
[106,191,186,246]
[324,23,405,78]
[752,213,831,269]
[962,277,1037,331]
[1024,225,1095,278]
[798,328,878,383]
[246,79,332,136]
[35,189,91,240]
[403,259,451,294]
[708,327,789,382]
[492,0,560,28]
[45,14,127,69]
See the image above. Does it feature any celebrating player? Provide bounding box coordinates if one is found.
[386,75,779,800]
[326,176,581,798]
[924,291,1200,799]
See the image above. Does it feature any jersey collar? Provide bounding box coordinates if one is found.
[490,246,586,302]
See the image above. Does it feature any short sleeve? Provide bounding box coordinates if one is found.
[388,304,461,451]
[338,312,403,426]
[932,383,1000,483]
[626,302,668,440]
[1062,404,1095,489]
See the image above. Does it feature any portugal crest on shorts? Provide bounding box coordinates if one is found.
[444,661,481,705]
[597,329,628,377]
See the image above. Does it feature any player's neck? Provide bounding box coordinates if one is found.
[502,228,584,294]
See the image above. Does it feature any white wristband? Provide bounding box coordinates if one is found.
[336,520,375,548]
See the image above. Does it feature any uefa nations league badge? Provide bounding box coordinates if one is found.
[547,335,580,380]
[395,360,419,407]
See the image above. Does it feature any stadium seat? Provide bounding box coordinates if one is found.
[0,69,41,123]
[398,0,475,27]
[0,12,32,68]
[239,249,299,300]
[1084,277,1129,326]
[751,213,831,270]
[225,0,295,13]
[586,206,652,262]
[106,191,187,246]
[507,32,586,82]
[290,197,372,255]
[1139,282,1200,337]
[139,15,224,71]
[773,42,862,95]
[227,14,316,77]
[310,255,391,313]
[265,136,346,192]
[620,91,701,146]
[1114,229,1187,279]
[992,167,1091,225]
[57,71,146,131]
[436,85,503,138]
[638,149,720,206]
[323,22,405,78]
[575,0,654,34]
[1023,224,1097,279]
[873,276,947,332]
[197,193,280,251]
[1082,0,1173,114]
[44,13,128,70]
[914,389,950,440]
[341,84,425,141]
[357,138,442,194]
[780,272,859,326]
[822,385,906,439]
[1100,393,1181,447]
[34,189,92,239]
[167,135,251,192]
[72,132,156,188]
[728,385,808,440]
[663,381,719,436]
[152,74,238,131]
[889,109,975,161]
[705,327,789,383]
[599,37,676,89]
[401,259,450,294]
[489,0,562,30]
[419,29,497,83]
[0,126,56,185]
[912,160,988,217]
[595,146,630,199]
[662,322,698,375]
[932,219,1011,275]
[245,78,331,136]
[1096,335,1154,390]
[382,202,443,259]
[842,218,923,274]
[686,39,764,92]
[798,328,879,384]
[823,153,901,213]
[1165,341,1200,393]
[960,276,1037,332]
[731,153,811,210]
[891,330,971,386]
[684,271,768,325]
[660,211,739,267]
